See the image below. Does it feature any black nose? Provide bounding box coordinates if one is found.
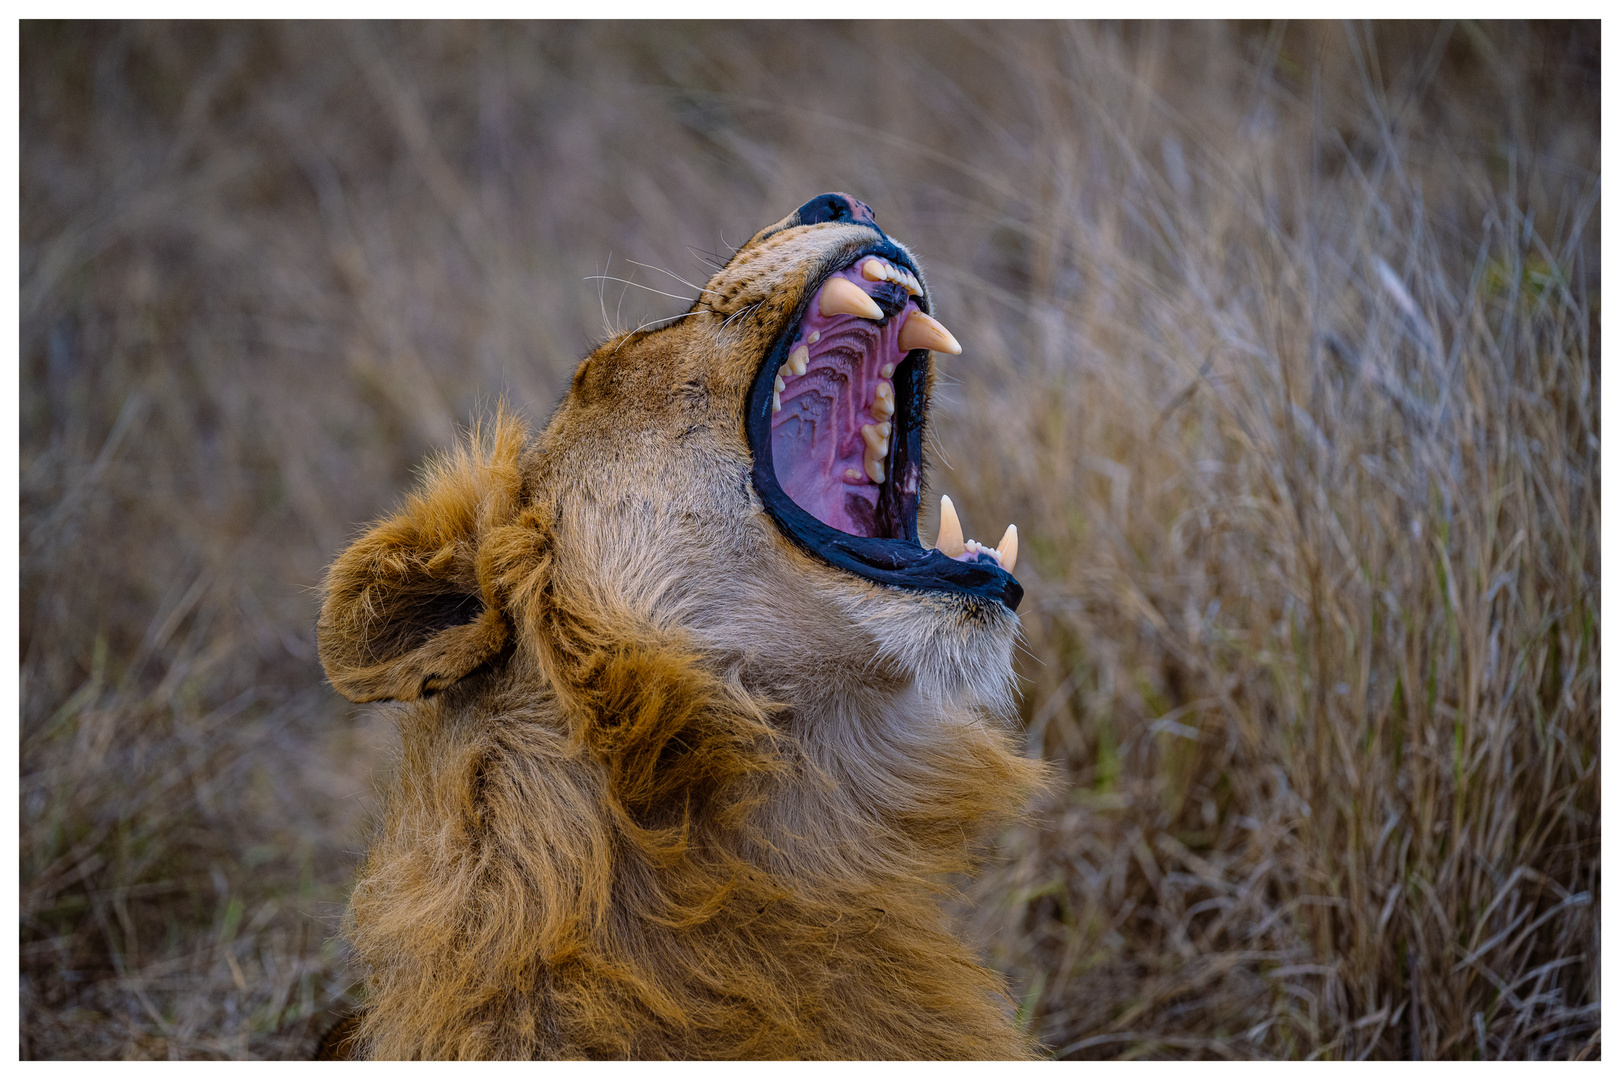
[794,192,882,232]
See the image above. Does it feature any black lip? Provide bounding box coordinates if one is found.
[746,240,1024,612]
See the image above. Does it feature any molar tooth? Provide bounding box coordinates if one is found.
[774,372,786,393]
[935,494,965,557]
[772,390,782,414]
[897,311,962,355]
[808,331,820,344]
[880,362,895,379]
[860,257,889,282]
[872,382,895,420]
[788,344,809,376]
[820,276,884,320]
[996,524,1018,573]
[861,423,887,455]
[864,454,886,484]
[844,467,864,483]
[876,420,892,440]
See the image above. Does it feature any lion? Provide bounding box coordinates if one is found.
[315,193,1042,1059]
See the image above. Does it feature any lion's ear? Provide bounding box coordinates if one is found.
[317,414,531,703]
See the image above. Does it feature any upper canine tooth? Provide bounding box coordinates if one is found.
[820,276,884,321]
[897,311,962,355]
[788,344,809,376]
[860,258,889,282]
[996,524,1018,573]
[935,494,966,557]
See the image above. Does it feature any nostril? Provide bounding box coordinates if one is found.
[796,192,880,229]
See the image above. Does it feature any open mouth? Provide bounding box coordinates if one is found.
[746,244,1023,611]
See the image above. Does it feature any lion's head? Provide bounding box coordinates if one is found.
[320,192,1023,720]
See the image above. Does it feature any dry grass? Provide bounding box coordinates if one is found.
[19,21,1598,1060]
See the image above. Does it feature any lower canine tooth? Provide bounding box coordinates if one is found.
[820,276,884,320]
[935,494,965,557]
[996,524,1018,573]
[897,311,962,355]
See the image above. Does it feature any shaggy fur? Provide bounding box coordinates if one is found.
[316,206,1045,1059]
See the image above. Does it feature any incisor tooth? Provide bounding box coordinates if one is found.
[897,311,962,355]
[860,258,888,282]
[900,270,922,296]
[820,276,884,320]
[935,495,966,557]
[996,524,1018,573]
[788,344,809,376]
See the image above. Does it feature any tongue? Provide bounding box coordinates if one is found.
[771,269,915,538]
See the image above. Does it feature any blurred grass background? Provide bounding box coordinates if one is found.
[19,21,1599,1060]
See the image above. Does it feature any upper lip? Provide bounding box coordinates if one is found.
[744,244,1023,612]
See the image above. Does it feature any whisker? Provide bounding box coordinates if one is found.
[688,245,729,271]
[720,300,761,334]
[610,310,703,353]
[637,309,702,332]
[928,427,954,471]
[625,260,718,296]
[584,275,698,304]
